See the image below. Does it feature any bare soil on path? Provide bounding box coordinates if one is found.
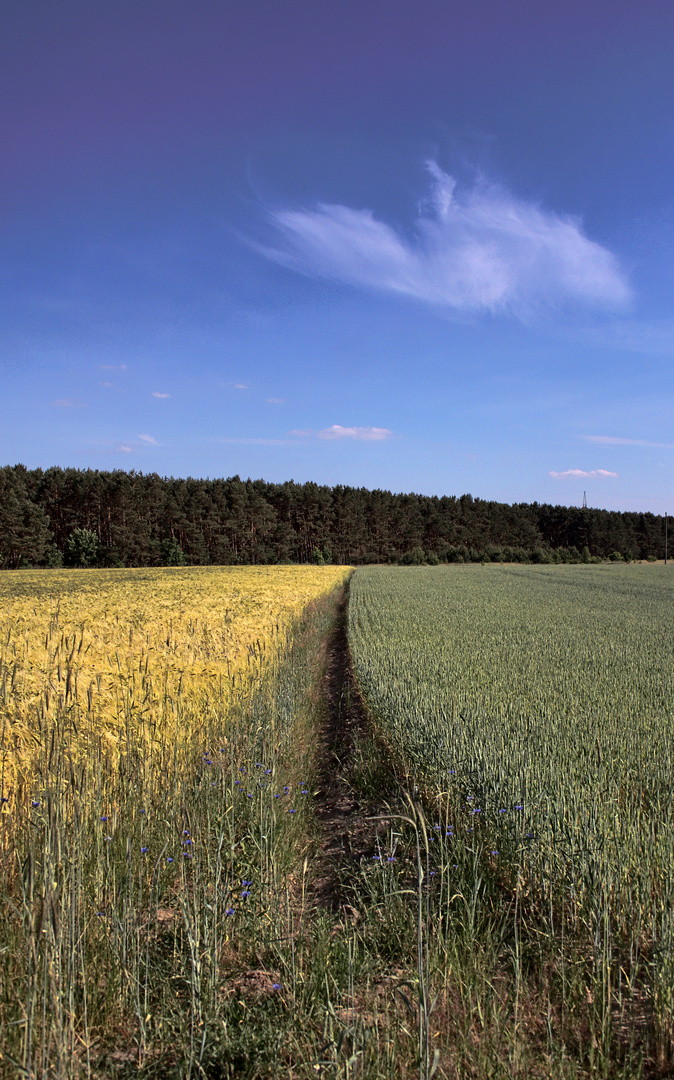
[310,584,394,911]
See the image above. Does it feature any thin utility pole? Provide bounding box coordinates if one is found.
[666,512,668,566]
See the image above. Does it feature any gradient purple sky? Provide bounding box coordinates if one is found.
[3,0,674,510]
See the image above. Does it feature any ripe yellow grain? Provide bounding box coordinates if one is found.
[0,565,349,801]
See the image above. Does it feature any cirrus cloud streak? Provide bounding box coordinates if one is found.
[260,162,631,319]
[585,435,674,449]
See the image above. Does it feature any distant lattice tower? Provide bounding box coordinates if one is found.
[582,490,587,509]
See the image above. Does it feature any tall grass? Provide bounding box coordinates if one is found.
[0,567,356,1077]
[349,563,674,1075]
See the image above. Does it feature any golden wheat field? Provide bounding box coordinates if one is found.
[0,565,349,805]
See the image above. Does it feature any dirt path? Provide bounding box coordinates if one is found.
[310,583,391,910]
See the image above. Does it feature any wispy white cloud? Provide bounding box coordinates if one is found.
[289,424,393,441]
[53,398,87,407]
[549,468,618,479]
[318,424,393,441]
[585,435,674,449]
[100,364,127,371]
[260,161,631,319]
[117,445,133,453]
[267,397,286,404]
[138,434,158,445]
[152,391,171,399]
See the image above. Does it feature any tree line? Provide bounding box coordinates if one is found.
[0,463,667,569]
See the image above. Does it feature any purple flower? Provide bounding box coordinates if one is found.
[100,815,108,821]
[167,857,174,863]
[288,808,296,814]
[141,847,149,854]
[225,908,235,916]
[272,983,282,990]
[241,889,251,898]
[183,852,193,858]
[31,800,40,807]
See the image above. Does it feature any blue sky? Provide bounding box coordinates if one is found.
[2,0,674,511]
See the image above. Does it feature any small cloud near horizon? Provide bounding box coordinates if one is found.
[289,424,393,441]
[152,391,171,399]
[138,434,158,444]
[549,468,618,479]
[258,161,631,320]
